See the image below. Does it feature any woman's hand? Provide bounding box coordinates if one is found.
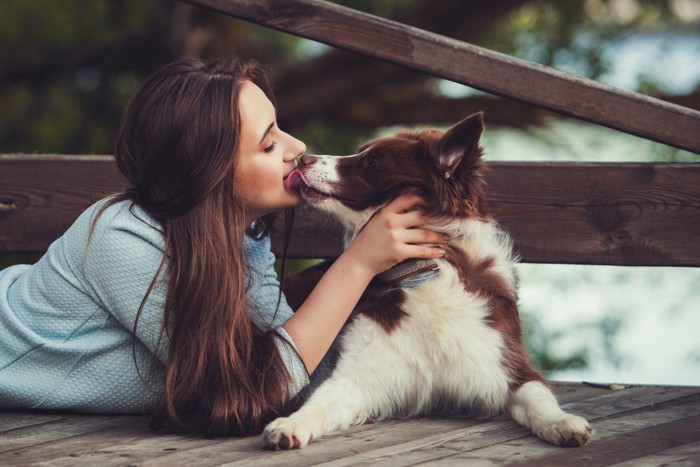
[283,193,447,373]
[343,193,448,277]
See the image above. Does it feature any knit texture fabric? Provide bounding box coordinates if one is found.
[0,200,308,413]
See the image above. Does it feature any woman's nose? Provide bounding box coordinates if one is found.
[299,155,317,166]
[286,135,307,162]
[294,137,307,158]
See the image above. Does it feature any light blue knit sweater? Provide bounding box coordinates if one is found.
[0,200,308,413]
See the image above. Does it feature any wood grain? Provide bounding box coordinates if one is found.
[181,0,700,154]
[485,162,700,266]
[0,154,127,252]
[2,155,699,266]
[507,414,700,466]
[273,162,700,266]
[2,384,698,466]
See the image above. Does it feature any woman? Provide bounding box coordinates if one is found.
[0,58,447,436]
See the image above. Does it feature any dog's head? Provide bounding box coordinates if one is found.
[294,113,487,231]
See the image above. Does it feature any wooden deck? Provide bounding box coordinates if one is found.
[2,382,699,466]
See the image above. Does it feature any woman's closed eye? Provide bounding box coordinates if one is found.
[263,141,277,153]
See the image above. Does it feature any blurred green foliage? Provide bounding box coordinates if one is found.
[521,311,627,377]
[0,0,166,154]
[1,0,697,155]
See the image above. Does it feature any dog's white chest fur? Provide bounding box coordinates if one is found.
[339,250,510,418]
[336,221,508,418]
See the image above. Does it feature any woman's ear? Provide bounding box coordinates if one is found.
[437,112,484,179]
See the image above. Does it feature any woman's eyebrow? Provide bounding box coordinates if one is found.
[258,122,275,146]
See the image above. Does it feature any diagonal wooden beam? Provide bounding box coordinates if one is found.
[181,0,700,154]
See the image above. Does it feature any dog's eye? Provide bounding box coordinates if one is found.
[369,158,382,169]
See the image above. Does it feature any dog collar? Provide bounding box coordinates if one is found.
[375,258,440,287]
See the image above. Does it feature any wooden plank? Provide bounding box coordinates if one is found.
[559,386,700,420]
[344,391,700,466]
[0,385,697,465]
[0,154,126,252]
[143,418,474,467]
[610,440,700,467]
[2,155,700,266]
[0,412,65,433]
[0,384,600,465]
[275,162,700,266]
[1,422,231,466]
[504,415,700,467]
[0,414,146,454]
[548,382,611,404]
[3,417,471,466]
[244,387,700,467]
[180,0,700,154]
[312,388,700,466]
[485,162,700,266]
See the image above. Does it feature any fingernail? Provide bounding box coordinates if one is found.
[437,247,446,256]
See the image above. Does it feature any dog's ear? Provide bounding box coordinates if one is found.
[437,112,484,179]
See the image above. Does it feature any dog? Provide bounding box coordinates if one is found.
[264,113,592,449]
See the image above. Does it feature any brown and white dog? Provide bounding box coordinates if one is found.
[264,113,592,449]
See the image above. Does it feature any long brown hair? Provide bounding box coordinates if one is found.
[106,58,294,436]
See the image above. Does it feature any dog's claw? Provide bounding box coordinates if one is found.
[262,417,313,450]
[538,415,592,447]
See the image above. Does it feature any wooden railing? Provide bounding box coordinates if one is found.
[2,154,699,266]
[182,0,700,154]
[1,0,699,268]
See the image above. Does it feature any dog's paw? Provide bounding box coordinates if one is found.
[536,414,592,447]
[262,417,315,450]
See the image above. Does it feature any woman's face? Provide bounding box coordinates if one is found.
[235,81,307,221]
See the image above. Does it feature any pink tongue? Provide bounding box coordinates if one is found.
[285,169,309,191]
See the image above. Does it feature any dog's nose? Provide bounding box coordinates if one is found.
[299,155,317,166]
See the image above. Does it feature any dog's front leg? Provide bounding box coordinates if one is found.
[263,376,369,449]
[509,380,592,447]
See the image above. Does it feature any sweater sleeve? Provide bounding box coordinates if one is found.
[82,203,170,365]
[84,202,309,396]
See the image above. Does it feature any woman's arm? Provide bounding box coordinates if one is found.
[283,194,447,373]
[82,204,171,364]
